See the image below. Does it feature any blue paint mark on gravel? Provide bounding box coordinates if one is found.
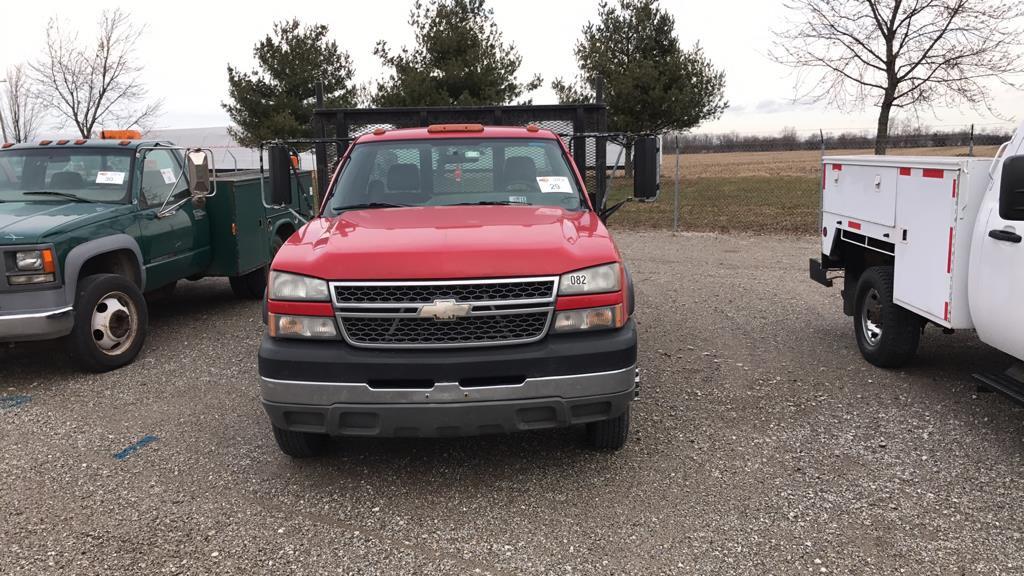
[0,395,31,410]
[113,435,159,461]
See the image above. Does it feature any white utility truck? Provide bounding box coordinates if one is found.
[810,121,1024,400]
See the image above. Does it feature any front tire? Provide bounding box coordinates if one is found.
[66,274,148,372]
[854,266,921,368]
[272,425,328,458]
[586,406,631,451]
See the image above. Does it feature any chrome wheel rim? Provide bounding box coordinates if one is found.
[91,291,138,355]
[861,287,883,348]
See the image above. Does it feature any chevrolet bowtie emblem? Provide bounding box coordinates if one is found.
[3,233,22,241]
[418,299,471,321]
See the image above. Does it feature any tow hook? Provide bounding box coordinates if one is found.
[634,368,641,399]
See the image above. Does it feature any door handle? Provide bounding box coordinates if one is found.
[988,229,1022,244]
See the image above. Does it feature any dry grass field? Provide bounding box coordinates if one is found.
[606,146,1000,234]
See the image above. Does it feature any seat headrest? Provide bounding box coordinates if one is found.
[50,171,84,190]
[387,164,420,192]
[504,156,537,182]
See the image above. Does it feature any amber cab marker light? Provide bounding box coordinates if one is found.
[39,140,52,146]
[372,127,387,135]
[56,139,69,145]
[1,143,13,149]
[118,140,131,146]
[426,124,485,133]
[74,139,87,145]
[526,124,540,132]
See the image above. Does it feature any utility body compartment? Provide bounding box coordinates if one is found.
[822,155,993,329]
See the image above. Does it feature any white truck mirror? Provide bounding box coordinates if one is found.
[999,155,1024,221]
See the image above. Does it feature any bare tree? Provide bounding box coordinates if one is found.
[30,8,161,138]
[772,0,1024,153]
[1,65,44,143]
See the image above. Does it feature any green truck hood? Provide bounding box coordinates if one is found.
[0,202,128,244]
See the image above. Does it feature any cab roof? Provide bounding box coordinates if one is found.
[0,139,166,151]
[354,125,562,144]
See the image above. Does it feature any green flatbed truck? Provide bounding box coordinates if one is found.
[0,137,313,371]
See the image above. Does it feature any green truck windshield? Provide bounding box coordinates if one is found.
[326,138,585,213]
[0,148,134,203]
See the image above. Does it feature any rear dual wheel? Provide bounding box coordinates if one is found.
[854,266,921,368]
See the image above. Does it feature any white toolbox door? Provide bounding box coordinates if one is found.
[822,162,898,227]
[893,169,958,324]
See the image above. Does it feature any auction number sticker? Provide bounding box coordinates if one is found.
[160,168,177,184]
[536,176,572,193]
[96,171,125,185]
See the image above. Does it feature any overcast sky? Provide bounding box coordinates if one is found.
[1,0,1019,137]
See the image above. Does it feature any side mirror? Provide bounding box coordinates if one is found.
[186,150,211,208]
[632,136,660,201]
[999,154,1024,221]
[268,145,293,206]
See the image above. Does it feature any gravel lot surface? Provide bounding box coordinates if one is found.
[2,231,1022,575]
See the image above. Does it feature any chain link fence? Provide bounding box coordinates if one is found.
[607,125,1014,234]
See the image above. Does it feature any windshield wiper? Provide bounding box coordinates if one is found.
[448,201,531,206]
[23,191,97,203]
[330,202,409,213]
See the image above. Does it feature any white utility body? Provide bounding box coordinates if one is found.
[812,121,1024,394]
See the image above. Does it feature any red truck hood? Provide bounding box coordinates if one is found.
[273,206,620,280]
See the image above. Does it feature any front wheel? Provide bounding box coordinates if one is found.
[854,266,921,368]
[272,425,328,458]
[66,274,148,372]
[585,406,631,451]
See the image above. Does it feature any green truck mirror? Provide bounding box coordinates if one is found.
[268,146,293,206]
[187,150,211,207]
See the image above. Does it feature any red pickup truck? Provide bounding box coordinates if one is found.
[258,124,638,456]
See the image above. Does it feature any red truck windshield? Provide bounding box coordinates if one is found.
[325,138,585,213]
[0,148,134,203]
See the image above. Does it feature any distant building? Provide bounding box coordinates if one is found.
[143,126,314,172]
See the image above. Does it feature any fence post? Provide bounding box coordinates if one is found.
[969,124,975,157]
[819,129,825,157]
[673,134,680,233]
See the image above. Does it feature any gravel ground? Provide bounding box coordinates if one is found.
[2,231,1023,575]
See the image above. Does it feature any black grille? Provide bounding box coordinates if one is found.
[342,313,550,346]
[334,281,553,304]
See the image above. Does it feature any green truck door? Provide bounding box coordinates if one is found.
[137,149,211,290]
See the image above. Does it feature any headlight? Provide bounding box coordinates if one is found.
[269,271,330,301]
[552,304,624,333]
[268,313,338,339]
[14,248,54,272]
[558,263,621,295]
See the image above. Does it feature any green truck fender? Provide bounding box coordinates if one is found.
[62,234,146,305]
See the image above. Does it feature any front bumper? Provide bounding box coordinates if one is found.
[0,306,74,342]
[258,318,638,437]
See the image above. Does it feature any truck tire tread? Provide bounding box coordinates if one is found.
[585,406,630,451]
[272,425,328,458]
[855,266,920,368]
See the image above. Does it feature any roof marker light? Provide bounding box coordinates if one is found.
[74,139,87,145]
[372,127,387,135]
[1,143,13,149]
[39,140,52,146]
[426,124,484,133]
[118,140,131,146]
[526,124,540,132]
[57,139,69,145]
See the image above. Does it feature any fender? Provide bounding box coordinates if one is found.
[62,234,146,304]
